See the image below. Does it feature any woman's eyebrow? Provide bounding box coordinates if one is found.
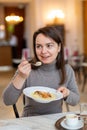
[36,42,54,45]
[46,42,54,44]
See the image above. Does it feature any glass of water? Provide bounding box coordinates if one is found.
[80,103,87,125]
[80,103,87,115]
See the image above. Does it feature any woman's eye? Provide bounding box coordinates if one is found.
[47,44,53,48]
[36,45,42,49]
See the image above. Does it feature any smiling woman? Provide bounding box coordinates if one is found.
[3,25,80,117]
[35,33,60,64]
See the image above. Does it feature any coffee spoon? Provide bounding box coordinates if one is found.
[27,57,42,67]
[31,61,42,66]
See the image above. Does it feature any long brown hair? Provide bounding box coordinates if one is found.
[33,25,66,84]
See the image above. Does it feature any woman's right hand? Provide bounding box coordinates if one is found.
[17,58,31,79]
[12,58,32,89]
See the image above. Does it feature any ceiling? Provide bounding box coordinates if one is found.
[0,0,31,2]
[0,0,31,6]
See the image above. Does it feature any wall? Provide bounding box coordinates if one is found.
[0,0,84,57]
[75,0,83,54]
[64,0,83,55]
[0,0,31,3]
[27,0,83,56]
[25,0,38,57]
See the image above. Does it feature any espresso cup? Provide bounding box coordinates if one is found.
[65,113,79,127]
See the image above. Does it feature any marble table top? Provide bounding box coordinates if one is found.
[0,112,81,130]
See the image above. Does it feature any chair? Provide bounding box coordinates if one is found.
[69,54,84,83]
[81,54,87,92]
[12,95,25,118]
[13,104,19,118]
[81,72,87,92]
[65,103,70,112]
[12,96,69,118]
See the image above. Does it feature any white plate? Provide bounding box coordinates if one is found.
[61,118,84,130]
[23,86,63,103]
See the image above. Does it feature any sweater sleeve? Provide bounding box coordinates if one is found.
[2,82,26,105]
[64,64,80,106]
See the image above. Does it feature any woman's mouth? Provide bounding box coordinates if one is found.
[40,56,51,62]
[41,56,50,59]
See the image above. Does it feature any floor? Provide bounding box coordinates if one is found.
[0,67,87,119]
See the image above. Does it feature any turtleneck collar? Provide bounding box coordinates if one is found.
[39,60,57,72]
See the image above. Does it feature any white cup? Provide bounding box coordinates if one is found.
[65,113,79,127]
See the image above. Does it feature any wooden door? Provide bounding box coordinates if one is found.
[4,7,25,58]
[82,1,87,55]
[0,46,12,66]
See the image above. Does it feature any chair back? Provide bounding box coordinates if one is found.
[12,95,25,118]
[13,104,19,118]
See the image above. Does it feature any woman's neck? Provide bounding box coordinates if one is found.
[40,60,57,72]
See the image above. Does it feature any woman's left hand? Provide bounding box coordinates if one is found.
[57,86,70,98]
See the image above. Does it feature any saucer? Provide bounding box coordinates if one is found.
[61,118,84,130]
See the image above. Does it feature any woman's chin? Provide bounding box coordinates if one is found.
[40,58,52,64]
[41,60,51,64]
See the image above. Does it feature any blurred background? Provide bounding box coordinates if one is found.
[0,0,87,119]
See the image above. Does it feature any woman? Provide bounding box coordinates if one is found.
[3,26,80,117]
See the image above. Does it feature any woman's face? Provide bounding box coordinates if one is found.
[35,33,61,64]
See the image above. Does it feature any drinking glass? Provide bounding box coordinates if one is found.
[80,103,87,125]
[80,103,87,115]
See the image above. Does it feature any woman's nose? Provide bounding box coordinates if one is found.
[41,46,47,53]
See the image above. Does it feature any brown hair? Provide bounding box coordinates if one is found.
[33,25,66,84]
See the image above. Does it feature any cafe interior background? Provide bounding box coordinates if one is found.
[0,0,87,119]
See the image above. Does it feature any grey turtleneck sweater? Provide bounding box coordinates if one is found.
[3,62,80,117]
